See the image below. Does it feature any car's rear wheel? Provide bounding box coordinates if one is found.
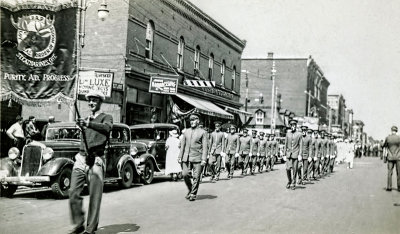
[141,159,154,185]
[118,163,134,188]
[0,183,17,198]
[51,167,72,199]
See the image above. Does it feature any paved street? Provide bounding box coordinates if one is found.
[1,157,399,234]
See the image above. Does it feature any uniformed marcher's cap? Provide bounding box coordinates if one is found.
[29,116,35,120]
[189,113,200,119]
[300,126,308,130]
[307,129,313,133]
[229,124,236,129]
[313,130,319,133]
[259,132,265,136]
[270,133,275,136]
[214,121,222,125]
[252,129,257,133]
[289,119,298,125]
[243,128,249,132]
[85,89,105,101]
[391,126,398,132]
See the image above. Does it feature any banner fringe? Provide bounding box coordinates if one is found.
[1,92,74,107]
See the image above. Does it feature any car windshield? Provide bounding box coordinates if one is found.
[131,128,156,140]
[46,127,81,141]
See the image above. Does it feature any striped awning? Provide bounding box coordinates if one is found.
[174,93,233,119]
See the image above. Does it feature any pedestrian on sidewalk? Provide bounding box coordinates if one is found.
[6,115,25,153]
[165,129,182,181]
[284,119,303,190]
[178,113,208,201]
[68,90,113,234]
[383,126,400,192]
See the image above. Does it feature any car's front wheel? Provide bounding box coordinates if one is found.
[51,167,72,199]
[118,163,134,188]
[141,159,154,185]
[0,183,17,198]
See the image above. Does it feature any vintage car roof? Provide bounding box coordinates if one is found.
[129,123,179,129]
[47,122,129,129]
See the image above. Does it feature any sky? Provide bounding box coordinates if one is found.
[190,0,400,140]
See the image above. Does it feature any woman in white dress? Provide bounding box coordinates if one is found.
[165,129,182,180]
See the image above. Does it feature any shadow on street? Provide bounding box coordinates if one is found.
[97,223,140,233]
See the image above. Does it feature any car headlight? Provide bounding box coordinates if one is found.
[8,147,20,160]
[43,147,54,161]
[130,147,138,156]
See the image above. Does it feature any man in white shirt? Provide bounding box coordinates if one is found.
[6,115,25,152]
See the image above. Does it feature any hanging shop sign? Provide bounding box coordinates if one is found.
[149,76,178,94]
[0,2,78,105]
[78,71,114,98]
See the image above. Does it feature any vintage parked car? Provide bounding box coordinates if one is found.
[129,123,180,184]
[0,122,141,198]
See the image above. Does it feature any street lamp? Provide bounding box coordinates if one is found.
[70,0,109,121]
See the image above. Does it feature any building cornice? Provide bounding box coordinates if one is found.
[160,0,246,53]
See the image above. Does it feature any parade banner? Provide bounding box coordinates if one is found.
[0,1,78,106]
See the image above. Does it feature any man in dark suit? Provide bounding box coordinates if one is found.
[222,125,240,179]
[284,119,303,190]
[319,131,329,177]
[383,126,400,192]
[298,126,312,185]
[239,129,251,175]
[209,121,225,182]
[307,129,318,181]
[178,113,208,201]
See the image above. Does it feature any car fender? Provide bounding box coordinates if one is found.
[38,157,74,177]
[138,153,161,172]
[117,155,141,183]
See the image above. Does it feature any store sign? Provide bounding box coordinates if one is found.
[149,76,178,94]
[198,87,234,99]
[78,71,114,97]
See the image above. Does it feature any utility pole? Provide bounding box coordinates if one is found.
[245,71,249,123]
[270,61,276,133]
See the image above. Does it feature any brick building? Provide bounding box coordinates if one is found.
[241,54,330,132]
[80,0,247,127]
[327,94,347,135]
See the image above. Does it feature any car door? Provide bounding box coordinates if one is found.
[106,127,130,178]
[153,128,167,169]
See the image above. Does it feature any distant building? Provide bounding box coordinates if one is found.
[241,54,330,132]
[328,94,346,133]
[353,120,364,142]
[344,108,354,138]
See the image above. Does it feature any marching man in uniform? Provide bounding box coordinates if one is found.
[270,133,279,171]
[329,135,337,173]
[265,134,272,171]
[239,129,251,175]
[222,125,240,179]
[284,119,303,190]
[298,126,312,185]
[178,113,208,201]
[208,121,225,182]
[319,131,328,177]
[249,130,260,175]
[308,129,319,181]
[258,132,268,173]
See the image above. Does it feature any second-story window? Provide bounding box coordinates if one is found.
[221,60,226,86]
[208,53,214,81]
[194,45,200,70]
[177,37,185,70]
[255,111,264,125]
[145,21,154,60]
[231,66,236,90]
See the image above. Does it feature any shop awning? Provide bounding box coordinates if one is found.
[222,106,252,117]
[174,93,234,119]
